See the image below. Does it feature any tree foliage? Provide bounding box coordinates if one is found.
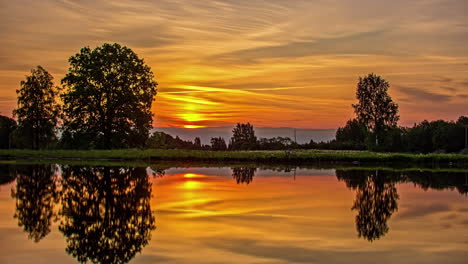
[229,123,257,150]
[335,119,368,149]
[352,73,399,145]
[61,43,158,149]
[210,137,227,151]
[13,66,60,149]
[0,115,17,149]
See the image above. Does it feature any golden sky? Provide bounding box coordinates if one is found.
[0,0,467,128]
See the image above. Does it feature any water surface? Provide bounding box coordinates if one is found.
[0,163,467,264]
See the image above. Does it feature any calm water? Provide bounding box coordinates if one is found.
[0,163,467,264]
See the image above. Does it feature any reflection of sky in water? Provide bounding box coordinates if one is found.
[0,166,467,264]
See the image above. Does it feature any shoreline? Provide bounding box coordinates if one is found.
[0,149,467,168]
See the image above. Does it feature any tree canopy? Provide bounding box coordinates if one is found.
[229,123,257,150]
[0,115,17,149]
[13,66,60,149]
[352,73,399,145]
[61,43,158,149]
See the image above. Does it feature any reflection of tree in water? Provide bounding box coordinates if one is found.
[232,167,256,184]
[11,164,59,242]
[59,166,156,264]
[0,164,16,186]
[337,170,399,242]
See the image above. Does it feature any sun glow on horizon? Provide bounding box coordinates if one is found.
[183,125,207,129]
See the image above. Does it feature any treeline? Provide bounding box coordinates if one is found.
[0,43,466,153]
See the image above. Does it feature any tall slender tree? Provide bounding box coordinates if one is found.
[13,66,60,149]
[352,73,399,146]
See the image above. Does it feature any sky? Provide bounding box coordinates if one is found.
[0,0,467,129]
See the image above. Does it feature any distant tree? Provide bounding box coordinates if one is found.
[210,137,227,151]
[352,74,399,146]
[335,119,368,148]
[257,137,293,150]
[13,66,60,149]
[229,123,257,150]
[0,115,17,149]
[194,137,202,149]
[61,43,158,149]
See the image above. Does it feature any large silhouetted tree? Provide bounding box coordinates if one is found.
[59,166,155,264]
[12,164,59,242]
[61,43,158,149]
[13,66,60,149]
[352,73,399,146]
[229,123,257,150]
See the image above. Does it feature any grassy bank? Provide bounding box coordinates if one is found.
[0,149,467,165]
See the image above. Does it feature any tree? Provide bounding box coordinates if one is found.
[13,66,60,149]
[352,73,399,146]
[229,123,257,150]
[210,137,227,151]
[61,43,158,149]
[0,115,17,149]
[194,137,202,149]
[335,119,368,149]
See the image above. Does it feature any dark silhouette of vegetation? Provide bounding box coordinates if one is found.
[0,164,16,185]
[352,73,399,148]
[232,167,256,184]
[335,119,368,150]
[11,164,59,242]
[211,137,227,151]
[13,66,60,149]
[229,123,257,150]
[60,43,158,149]
[257,137,294,150]
[59,165,155,264]
[147,131,210,150]
[0,115,17,149]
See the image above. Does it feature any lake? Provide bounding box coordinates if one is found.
[0,163,467,264]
